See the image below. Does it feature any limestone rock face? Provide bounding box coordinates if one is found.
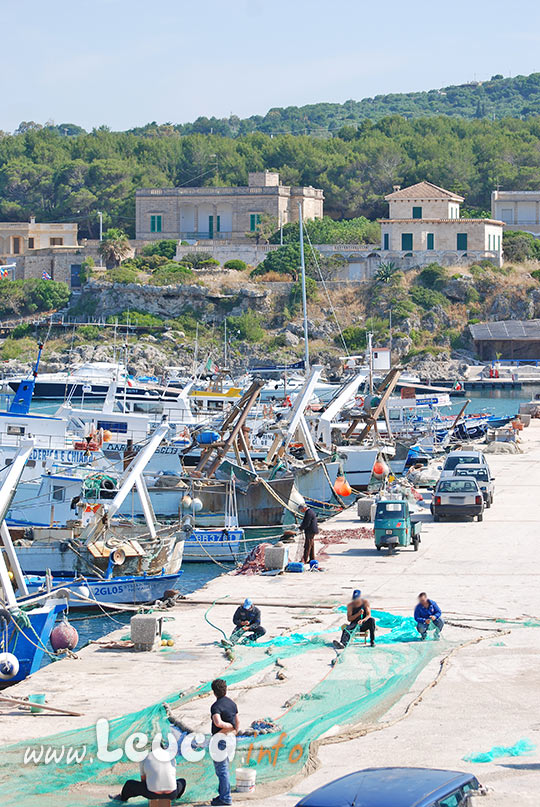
[488,293,533,321]
[284,330,300,347]
[443,277,474,302]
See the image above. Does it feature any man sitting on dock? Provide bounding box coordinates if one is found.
[110,742,186,802]
[231,598,266,642]
[333,589,376,649]
[299,503,319,564]
[414,592,444,640]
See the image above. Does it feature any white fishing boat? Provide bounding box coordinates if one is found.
[24,570,184,608]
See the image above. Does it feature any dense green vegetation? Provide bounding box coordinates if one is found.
[6,107,540,235]
[0,278,70,318]
[131,73,540,135]
[269,216,379,245]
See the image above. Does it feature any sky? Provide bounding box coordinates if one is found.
[2,0,540,132]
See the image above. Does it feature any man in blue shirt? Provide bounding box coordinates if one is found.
[231,598,266,642]
[414,592,444,640]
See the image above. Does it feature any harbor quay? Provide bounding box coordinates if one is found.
[3,425,540,806]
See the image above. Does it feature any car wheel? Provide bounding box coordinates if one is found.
[486,498,491,509]
[433,514,440,522]
[376,545,381,551]
[477,513,483,522]
[413,539,419,551]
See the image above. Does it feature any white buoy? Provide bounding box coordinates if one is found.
[181,494,192,509]
[0,652,19,681]
[191,497,203,512]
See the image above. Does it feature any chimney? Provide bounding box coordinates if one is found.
[392,185,401,193]
[29,216,36,224]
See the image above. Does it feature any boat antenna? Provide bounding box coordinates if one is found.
[298,201,310,372]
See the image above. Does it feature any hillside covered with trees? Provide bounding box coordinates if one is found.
[140,72,540,137]
[3,112,540,237]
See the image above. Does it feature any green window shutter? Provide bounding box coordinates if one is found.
[383,233,389,250]
[150,215,156,233]
[216,215,220,233]
[412,206,422,219]
[156,215,162,233]
[401,233,413,251]
[457,233,468,250]
[427,233,434,250]
[250,214,256,231]
[208,216,214,238]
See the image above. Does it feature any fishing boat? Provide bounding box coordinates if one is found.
[24,569,184,609]
[0,441,66,684]
[6,425,185,578]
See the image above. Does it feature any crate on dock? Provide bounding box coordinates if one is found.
[264,544,289,570]
[130,614,164,652]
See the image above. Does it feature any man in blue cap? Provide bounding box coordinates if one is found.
[333,589,376,649]
[231,598,266,642]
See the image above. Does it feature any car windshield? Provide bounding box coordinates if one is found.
[456,468,489,481]
[438,479,478,493]
[444,455,481,470]
[376,502,404,517]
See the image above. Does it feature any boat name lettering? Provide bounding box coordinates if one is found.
[31,448,88,463]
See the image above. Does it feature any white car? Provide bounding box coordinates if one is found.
[431,477,484,522]
[439,450,489,480]
[453,464,495,507]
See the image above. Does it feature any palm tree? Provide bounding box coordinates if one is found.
[99,228,132,268]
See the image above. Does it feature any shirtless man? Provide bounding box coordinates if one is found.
[333,589,376,649]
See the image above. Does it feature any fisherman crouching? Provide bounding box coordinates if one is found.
[231,598,266,642]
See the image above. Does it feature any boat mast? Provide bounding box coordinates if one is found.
[298,201,310,372]
[367,331,374,395]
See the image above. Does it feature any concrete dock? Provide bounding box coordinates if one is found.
[3,424,540,806]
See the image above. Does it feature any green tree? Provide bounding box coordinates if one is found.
[226,310,264,342]
[99,228,131,268]
[141,239,178,260]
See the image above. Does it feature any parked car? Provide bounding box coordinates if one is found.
[295,767,483,807]
[431,477,484,522]
[453,464,495,507]
[439,450,489,480]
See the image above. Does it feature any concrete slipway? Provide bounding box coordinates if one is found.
[3,425,540,806]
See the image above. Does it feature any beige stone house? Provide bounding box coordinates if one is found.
[491,190,540,235]
[135,171,323,242]
[0,218,78,262]
[379,181,504,266]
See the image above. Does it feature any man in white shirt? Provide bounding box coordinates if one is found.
[110,744,186,802]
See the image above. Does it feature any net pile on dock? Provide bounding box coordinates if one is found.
[0,609,439,807]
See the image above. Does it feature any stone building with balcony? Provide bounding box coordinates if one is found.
[135,171,323,242]
[379,181,504,267]
[0,218,78,262]
[491,190,540,236]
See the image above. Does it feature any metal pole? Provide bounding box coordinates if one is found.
[98,211,103,267]
[298,202,309,372]
[368,331,374,395]
[224,318,227,369]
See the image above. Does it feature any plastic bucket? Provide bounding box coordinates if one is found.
[235,767,256,793]
[28,694,46,714]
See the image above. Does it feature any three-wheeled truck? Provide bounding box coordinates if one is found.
[374,498,421,553]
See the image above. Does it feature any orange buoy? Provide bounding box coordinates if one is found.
[333,475,353,497]
[102,430,113,442]
[373,460,389,479]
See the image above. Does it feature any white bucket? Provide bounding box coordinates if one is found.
[235,767,257,793]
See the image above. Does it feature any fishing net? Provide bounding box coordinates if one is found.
[463,738,536,763]
[0,610,441,807]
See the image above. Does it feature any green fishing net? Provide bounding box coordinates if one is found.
[1,610,440,807]
[463,738,536,763]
